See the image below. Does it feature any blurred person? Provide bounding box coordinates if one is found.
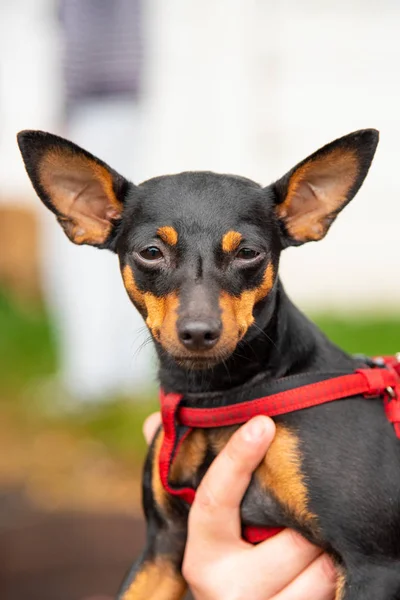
[41,0,154,403]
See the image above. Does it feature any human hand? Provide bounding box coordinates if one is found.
[143,413,337,600]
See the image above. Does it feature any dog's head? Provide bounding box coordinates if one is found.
[18,129,378,369]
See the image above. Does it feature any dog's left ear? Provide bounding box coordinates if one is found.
[273,129,379,246]
[17,130,130,248]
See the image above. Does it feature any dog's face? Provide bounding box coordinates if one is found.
[17,129,378,369]
[117,172,280,368]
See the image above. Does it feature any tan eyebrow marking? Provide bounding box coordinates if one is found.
[222,230,242,253]
[157,226,178,246]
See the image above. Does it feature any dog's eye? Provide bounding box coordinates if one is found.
[235,248,260,260]
[139,246,163,261]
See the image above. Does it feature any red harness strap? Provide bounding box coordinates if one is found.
[159,357,400,544]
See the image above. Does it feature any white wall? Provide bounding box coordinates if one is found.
[260,0,400,310]
[0,0,62,202]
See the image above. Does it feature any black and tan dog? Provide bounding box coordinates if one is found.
[18,128,400,600]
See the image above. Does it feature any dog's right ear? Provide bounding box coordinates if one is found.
[17,130,131,248]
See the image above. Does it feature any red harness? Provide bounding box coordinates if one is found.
[159,355,400,544]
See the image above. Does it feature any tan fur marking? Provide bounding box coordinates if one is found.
[145,294,168,335]
[222,230,242,253]
[157,294,180,346]
[157,226,178,246]
[90,161,122,210]
[219,262,274,341]
[122,557,187,600]
[170,429,207,483]
[209,426,239,454]
[122,265,179,342]
[123,260,273,359]
[151,430,168,511]
[276,148,359,242]
[40,148,122,245]
[335,567,346,600]
[257,425,317,527]
[122,265,146,310]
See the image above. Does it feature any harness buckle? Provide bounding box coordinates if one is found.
[356,368,390,398]
[386,386,397,400]
[371,356,386,367]
[383,363,400,438]
[384,384,400,438]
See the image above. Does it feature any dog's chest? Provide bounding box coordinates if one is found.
[169,423,317,530]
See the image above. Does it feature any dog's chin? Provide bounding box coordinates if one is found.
[172,354,230,371]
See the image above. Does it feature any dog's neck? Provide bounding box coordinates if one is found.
[157,279,352,396]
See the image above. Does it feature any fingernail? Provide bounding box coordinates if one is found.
[242,417,269,442]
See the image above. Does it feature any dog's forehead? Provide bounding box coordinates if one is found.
[140,172,262,220]
[134,171,268,225]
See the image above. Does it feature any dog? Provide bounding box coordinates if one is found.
[18,128,400,600]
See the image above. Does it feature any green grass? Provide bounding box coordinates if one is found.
[314,314,400,357]
[62,394,159,459]
[0,288,158,459]
[0,290,57,395]
[1,286,399,460]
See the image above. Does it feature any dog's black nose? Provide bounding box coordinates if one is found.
[178,319,222,351]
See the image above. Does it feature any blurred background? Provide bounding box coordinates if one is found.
[1,0,400,598]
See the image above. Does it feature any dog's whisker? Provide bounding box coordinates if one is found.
[236,338,259,362]
[132,336,154,361]
[252,323,280,353]
[220,356,232,384]
[232,350,252,362]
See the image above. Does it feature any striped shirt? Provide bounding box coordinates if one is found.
[60,0,143,107]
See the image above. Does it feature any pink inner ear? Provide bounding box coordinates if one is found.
[39,150,123,245]
[277,149,359,242]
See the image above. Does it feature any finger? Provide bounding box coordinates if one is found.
[272,553,337,600]
[189,416,275,540]
[252,529,323,596]
[143,412,162,444]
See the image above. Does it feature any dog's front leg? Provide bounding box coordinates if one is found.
[117,429,188,600]
[118,551,187,600]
